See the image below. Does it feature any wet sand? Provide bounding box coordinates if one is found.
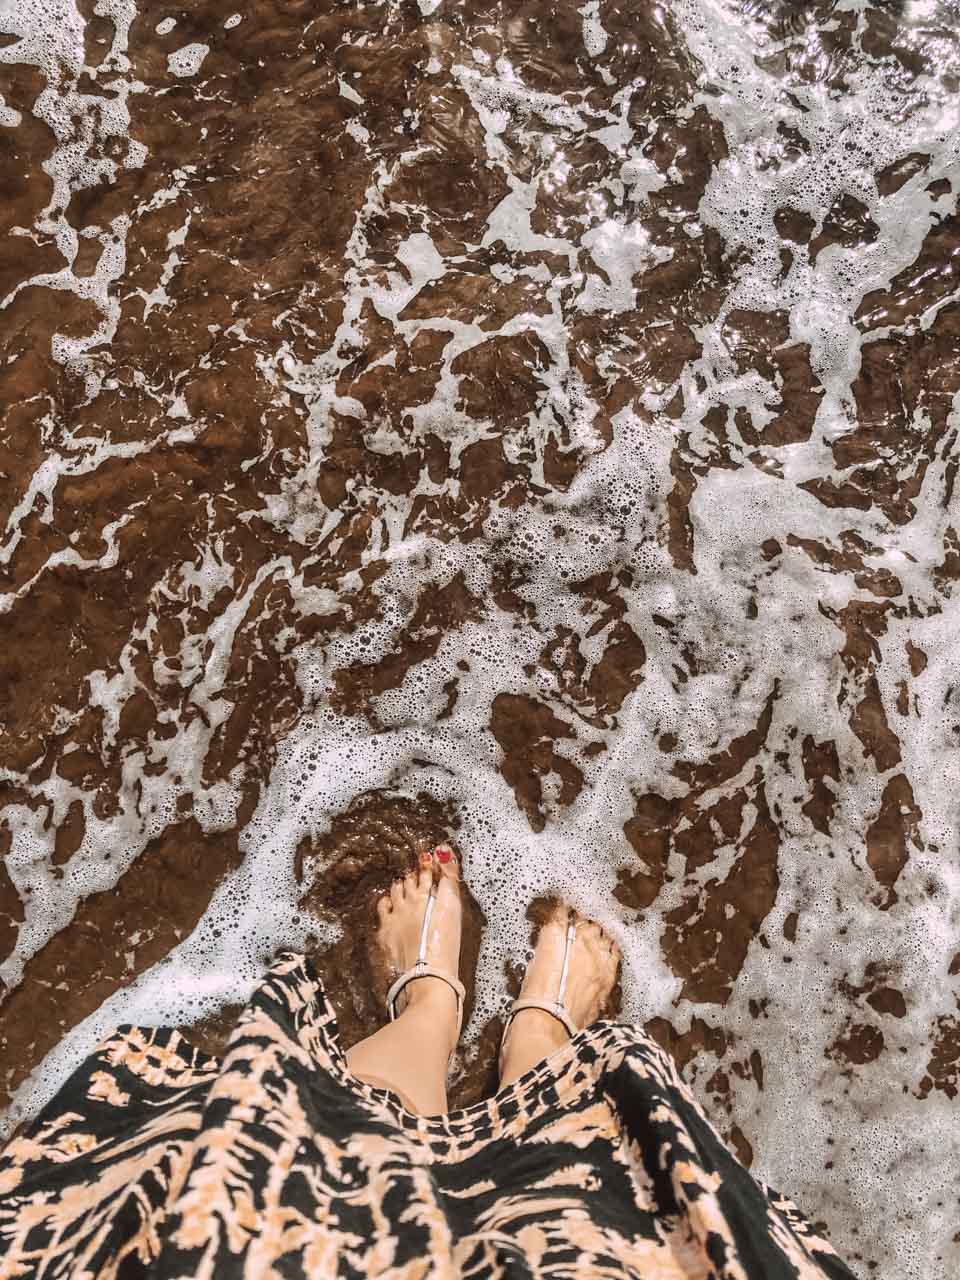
[2,1,960,1275]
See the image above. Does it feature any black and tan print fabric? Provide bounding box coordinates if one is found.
[0,952,855,1278]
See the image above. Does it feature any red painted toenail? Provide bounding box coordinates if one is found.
[436,846,452,863]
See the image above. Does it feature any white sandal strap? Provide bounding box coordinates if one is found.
[502,920,580,1045]
[418,882,436,962]
[386,965,466,1033]
[385,885,465,1035]
[506,996,579,1039]
[556,920,575,1012]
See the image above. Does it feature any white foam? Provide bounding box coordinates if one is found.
[167,43,209,78]
[3,2,960,1274]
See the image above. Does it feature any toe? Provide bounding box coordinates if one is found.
[403,866,427,899]
[390,879,404,908]
[416,861,433,893]
[551,902,572,933]
[435,843,459,880]
[536,912,567,967]
[581,920,604,947]
[377,894,392,924]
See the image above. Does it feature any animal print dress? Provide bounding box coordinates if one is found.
[0,952,855,1278]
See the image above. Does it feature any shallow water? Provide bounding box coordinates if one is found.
[2,0,960,1273]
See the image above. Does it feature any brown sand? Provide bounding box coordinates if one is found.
[2,2,960,1273]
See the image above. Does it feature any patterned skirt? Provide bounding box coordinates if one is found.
[0,952,855,1278]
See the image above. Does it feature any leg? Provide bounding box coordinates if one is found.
[346,846,462,1116]
[499,906,619,1089]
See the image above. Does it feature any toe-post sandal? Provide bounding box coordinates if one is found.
[502,917,580,1043]
[385,880,466,1037]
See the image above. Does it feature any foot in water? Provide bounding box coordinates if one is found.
[499,905,620,1089]
[377,843,463,1052]
[345,844,463,1115]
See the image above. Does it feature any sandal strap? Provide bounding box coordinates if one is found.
[385,884,465,1036]
[556,920,575,1011]
[502,919,580,1046]
[505,996,579,1039]
[386,964,466,1035]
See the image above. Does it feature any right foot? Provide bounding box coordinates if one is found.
[499,905,619,1088]
[375,844,463,1055]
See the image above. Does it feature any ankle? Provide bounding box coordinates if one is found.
[508,1007,569,1046]
[399,978,460,1051]
[499,1008,569,1082]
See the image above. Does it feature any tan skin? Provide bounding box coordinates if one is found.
[346,845,620,1117]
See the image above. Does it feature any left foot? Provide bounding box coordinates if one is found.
[375,844,463,1055]
[499,904,619,1087]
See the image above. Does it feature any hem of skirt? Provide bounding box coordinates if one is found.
[319,1003,637,1138]
[106,1024,224,1079]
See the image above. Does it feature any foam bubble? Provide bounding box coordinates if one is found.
[3,2,960,1273]
[167,43,210,78]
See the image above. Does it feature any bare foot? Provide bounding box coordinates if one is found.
[499,905,620,1088]
[376,844,463,1055]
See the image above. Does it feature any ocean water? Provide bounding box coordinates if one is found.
[2,0,960,1273]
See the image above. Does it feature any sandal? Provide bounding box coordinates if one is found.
[501,917,580,1048]
[385,878,466,1038]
